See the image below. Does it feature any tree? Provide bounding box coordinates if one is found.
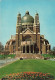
[52,47,55,56]
[0,42,4,52]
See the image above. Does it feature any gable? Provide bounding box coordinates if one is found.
[24,29,32,34]
[23,28,33,34]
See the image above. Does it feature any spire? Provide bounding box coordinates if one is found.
[26,11,29,15]
[17,12,21,17]
[34,12,39,24]
[17,12,21,23]
[35,10,38,15]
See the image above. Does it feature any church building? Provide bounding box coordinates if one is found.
[5,11,51,54]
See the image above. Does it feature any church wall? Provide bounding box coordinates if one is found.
[5,11,51,54]
[37,33,40,53]
[42,44,46,54]
[20,34,36,42]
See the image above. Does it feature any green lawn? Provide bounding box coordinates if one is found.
[0,59,55,78]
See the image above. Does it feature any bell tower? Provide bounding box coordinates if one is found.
[34,13,40,33]
[16,13,21,52]
[34,13,40,53]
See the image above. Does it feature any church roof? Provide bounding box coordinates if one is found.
[21,11,34,23]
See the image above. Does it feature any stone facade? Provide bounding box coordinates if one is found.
[5,11,51,54]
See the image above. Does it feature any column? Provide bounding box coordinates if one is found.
[22,46,23,53]
[29,45,31,53]
[37,33,40,54]
[33,45,34,53]
[42,44,46,54]
[25,45,27,53]
[20,46,22,53]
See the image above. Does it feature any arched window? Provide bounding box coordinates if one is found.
[23,35,32,41]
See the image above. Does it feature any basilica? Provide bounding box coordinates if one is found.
[5,11,51,54]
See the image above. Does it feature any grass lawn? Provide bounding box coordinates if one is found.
[0,59,55,78]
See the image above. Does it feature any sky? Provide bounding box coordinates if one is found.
[0,0,55,48]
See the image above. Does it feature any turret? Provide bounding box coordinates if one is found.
[34,13,40,54]
[16,13,21,34]
[16,13,21,51]
[34,13,39,25]
[17,13,21,24]
[33,13,40,33]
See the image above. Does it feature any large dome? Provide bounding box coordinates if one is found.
[21,11,34,23]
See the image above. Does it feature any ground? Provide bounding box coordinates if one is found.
[0,59,55,79]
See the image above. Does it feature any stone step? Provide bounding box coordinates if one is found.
[15,53,44,59]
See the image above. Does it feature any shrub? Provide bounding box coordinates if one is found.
[20,58,23,60]
[0,54,16,59]
[49,47,55,56]
[0,42,4,53]
[1,72,54,80]
[52,47,55,56]
[44,57,47,60]
[42,54,55,58]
